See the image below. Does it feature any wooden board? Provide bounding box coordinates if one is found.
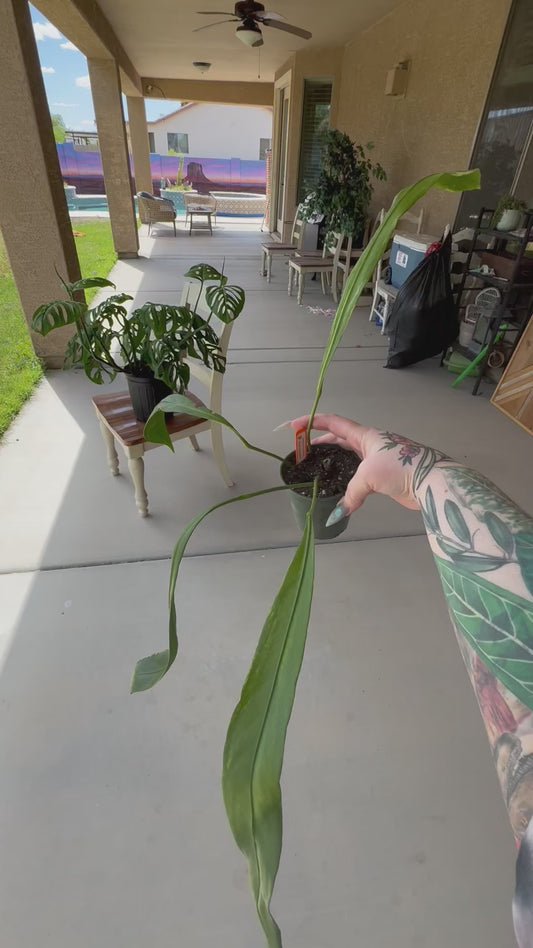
[491,314,533,436]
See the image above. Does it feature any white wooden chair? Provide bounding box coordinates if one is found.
[369,207,424,333]
[331,217,372,299]
[287,232,346,305]
[92,284,234,517]
[260,204,306,282]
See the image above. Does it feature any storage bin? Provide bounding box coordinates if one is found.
[389,233,439,288]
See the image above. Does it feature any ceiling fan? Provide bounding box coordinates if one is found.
[193,0,312,48]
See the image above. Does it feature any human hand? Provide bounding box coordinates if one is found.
[286,414,446,525]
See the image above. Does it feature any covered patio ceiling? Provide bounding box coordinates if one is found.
[36,0,406,84]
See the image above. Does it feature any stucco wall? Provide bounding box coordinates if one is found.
[147,103,272,160]
[336,0,513,233]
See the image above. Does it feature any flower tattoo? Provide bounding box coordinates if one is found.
[380,432,422,466]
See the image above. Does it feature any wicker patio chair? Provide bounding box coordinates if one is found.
[136,192,177,236]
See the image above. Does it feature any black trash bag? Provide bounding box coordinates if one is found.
[385,232,457,368]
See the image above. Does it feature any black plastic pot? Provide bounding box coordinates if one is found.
[126,372,173,423]
[280,448,356,540]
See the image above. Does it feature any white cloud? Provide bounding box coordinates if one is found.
[75,75,91,90]
[60,40,78,51]
[53,102,76,108]
[41,66,55,74]
[79,119,96,127]
[33,21,61,41]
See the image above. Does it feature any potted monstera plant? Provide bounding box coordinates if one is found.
[31,266,245,421]
[134,170,480,948]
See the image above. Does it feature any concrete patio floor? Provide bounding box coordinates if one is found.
[1,218,531,946]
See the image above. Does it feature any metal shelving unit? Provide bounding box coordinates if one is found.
[454,207,533,394]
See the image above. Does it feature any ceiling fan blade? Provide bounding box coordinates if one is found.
[193,17,238,30]
[262,18,311,38]
[196,10,236,14]
[255,10,285,20]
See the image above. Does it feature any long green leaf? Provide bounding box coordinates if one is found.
[436,556,533,709]
[143,393,283,462]
[308,169,481,430]
[68,276,115,293]
[130,484,311,693]
[222,481,317,948]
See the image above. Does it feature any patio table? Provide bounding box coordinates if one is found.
[188,205,213,235]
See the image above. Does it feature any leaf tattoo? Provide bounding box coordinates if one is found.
[444,500,471,545]
[437,557,533,711]
[484,512,514,557]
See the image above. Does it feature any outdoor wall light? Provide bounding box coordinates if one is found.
[192,61,211,74]
[236,20,263,47]
[385,60,409,96]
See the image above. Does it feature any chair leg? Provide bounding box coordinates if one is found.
[288,264,294,297]
[260,249,266,277]
[267,253,273,283]
[297,271,305,305]
[127,455,148,517]
[98,420,119,476]
[173,220,176,236]
[148,222,152,237]
[189,434,200,451]
[381,296,391,335]
[211,424,234,487]
[370,286,379,322]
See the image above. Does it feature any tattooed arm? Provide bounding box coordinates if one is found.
[289,413,533,947]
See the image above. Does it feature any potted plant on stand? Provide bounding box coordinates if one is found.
[492,193,527,231]
[302,128,387,247]
[131,168,481,948]
[30,266,245,421]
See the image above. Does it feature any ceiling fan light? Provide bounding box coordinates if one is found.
[236,21,263,46]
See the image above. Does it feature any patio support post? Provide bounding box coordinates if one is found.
[127,96,153,195]
[0,0,81,367]
[88,58,139,258]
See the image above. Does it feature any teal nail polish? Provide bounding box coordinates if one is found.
[326,505,344,528]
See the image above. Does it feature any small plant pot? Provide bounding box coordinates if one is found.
[280,444,361,540]
[496,209,522,232]
[126,373,173,423]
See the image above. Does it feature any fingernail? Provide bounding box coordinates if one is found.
[325,503,348,528]
[273,420,292,432]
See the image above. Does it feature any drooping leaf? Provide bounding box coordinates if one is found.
[308,169,480,428]
[444,499,471,544]
[68,276,116,293]
[31,299,86,335]
[184,263,227,285]
[130,484,311,693]
[222,482,317,948]
[515,533,533,597]
[436,556,533,710]
[484,512,515,557]
[144,393,283,462]
[423,485,439,533]
[436,536,468,557]
[205,283,245,322]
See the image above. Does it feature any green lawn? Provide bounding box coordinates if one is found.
[0,219,116,438]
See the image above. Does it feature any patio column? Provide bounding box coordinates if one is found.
[127,96,153,195]
[0,0,81,367]
[88,58,139,258]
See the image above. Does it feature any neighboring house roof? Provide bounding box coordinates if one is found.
[146,101,272,126]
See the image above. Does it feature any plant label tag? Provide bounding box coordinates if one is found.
[295,427,308,464]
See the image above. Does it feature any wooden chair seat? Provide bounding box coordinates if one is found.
[287,232,346,304]
[92,390,205,448]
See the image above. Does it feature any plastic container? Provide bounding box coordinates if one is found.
[389,233,439,288]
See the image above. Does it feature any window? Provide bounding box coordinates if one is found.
[167,132,189,154]
[456,0,533,227]
[296,79,332,204]
[148,132,156,153]
[259,138,271,160]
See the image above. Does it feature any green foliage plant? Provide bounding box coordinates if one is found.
[491,192,527,228]
[301,129,387,245]
[30,264,245,390]
[133,170,481,947]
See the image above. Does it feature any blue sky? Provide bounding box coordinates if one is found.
[30,5,180,130]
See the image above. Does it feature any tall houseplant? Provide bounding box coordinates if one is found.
[31,266,244,421]
[134,170,480,947]
[302,129,387,245]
